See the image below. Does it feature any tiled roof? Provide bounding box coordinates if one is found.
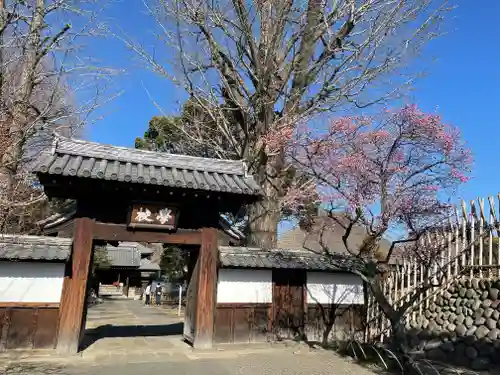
[105,245,141,267]
[139,258,160,271]
[104,242,158,267]
[116,242,153,256]
[33,137,261,195]
[218,246,354,271]
[0,235,72,261]
[35,201,76,229]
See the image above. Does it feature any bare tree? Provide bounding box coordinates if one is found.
[122,0,453,249]
[0,0,120,233]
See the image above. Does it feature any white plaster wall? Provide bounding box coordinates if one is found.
[0,262,65,303]
[306,272,364,305]
[217,269,272,303]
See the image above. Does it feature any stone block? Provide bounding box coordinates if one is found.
[471,357,491,371]
[489,288,499,301]
[475,316,486,326]
[465,345,478,359]
[486,318,497,330]
[483,299,493,309]
[427,348,447,362]
[472,300,482,310]
[475,325,490,340]
[474,308,484,319]
[488,328,499,340]
[455,324,466,337]
[484,307,494,318]
[492,310,500,320]
[466,326,477,337]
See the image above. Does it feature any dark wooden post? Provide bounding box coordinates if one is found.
[193,227,218,349]
[56,217,94,354]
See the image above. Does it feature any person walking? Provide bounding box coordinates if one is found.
[155,282,162,306]
[144,281,152,306]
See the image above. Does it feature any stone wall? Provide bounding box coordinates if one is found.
[404,277,500,370]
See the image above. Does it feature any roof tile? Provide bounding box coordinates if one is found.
[218,246,349,271]
[33,137,261,196]
[139,258,160,271]
[0,235,72,261]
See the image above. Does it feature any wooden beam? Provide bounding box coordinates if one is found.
[92,222,202,245]
[193,227,218,349]
[56,217,94,354]
[0,302,59,308]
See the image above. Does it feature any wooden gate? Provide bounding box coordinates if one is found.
[272,269,306,339]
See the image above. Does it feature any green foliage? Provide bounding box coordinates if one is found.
[92,245,110,276]
[159,245,188,282]
[135,115,184,152]
[135,98,239,159]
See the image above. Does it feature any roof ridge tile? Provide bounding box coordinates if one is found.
[55,137,246,175]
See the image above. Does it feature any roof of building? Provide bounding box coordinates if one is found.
[218,246,356,272]
[35,201,76,229]
[104,242,160,269]
[105,245,141,267]
[117,242,154,256]
[33,136,261,196]
[278,215,394,263]
[0,234,72,261]
[139,258,161,271]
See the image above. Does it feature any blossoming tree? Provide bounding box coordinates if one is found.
[273,105,472,353]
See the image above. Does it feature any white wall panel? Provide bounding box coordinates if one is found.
[0,262,65,303]
[217,269,272,303]
[306,272,364,305]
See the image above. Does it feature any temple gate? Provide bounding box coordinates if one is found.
[32,136,261,353]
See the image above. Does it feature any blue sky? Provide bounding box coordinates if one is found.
[83,1,499,221]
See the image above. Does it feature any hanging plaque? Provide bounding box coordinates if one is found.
[128,203,179,230]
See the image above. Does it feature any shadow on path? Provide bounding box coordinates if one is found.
[79,322,184,351]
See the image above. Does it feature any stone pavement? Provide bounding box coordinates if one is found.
[1,347,378,375]
[0,297,380,375]
[80,295,187,359]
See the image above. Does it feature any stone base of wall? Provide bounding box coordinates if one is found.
[403,277,500,370]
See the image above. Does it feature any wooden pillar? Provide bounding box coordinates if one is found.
[193,227,218,349]
[56,217,94,354]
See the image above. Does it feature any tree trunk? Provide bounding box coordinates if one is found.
[390,318,413,372]
[322,322,333,346]
[0,0,44,195]
[246,137,284,249]
[247,159,281,245]
[247,193,280,249]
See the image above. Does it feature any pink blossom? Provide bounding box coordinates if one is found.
[279,104,472,248]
